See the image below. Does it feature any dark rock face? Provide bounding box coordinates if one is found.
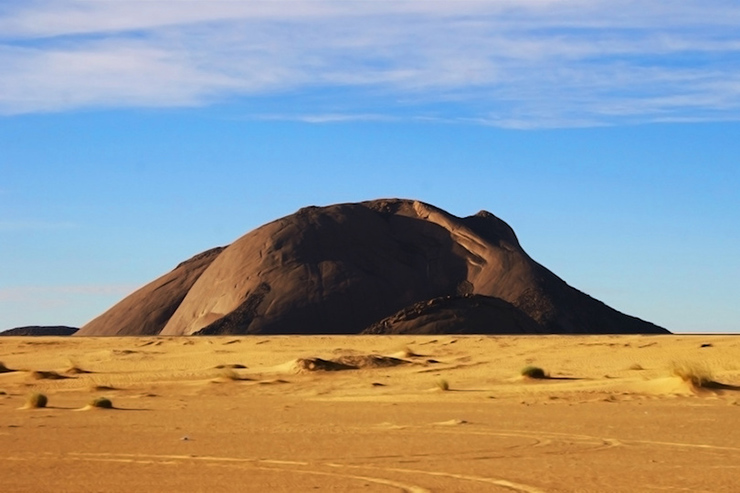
[1,326,79,336]
[77,199,668,336]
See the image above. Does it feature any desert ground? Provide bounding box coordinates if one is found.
[1,334,739,492]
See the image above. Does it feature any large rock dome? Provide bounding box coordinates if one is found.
[77,199,668,336]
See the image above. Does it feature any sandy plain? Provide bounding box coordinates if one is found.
[1,334,739,492]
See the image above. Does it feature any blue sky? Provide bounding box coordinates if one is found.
[1,1,739,333]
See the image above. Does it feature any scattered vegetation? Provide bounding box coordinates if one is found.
[670,361,713,387]
[521,366,548,379]
[26,393,48,408]
[89,397,113,409]
[435,379,450,391]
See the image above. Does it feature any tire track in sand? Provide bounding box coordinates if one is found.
[325,463,545,493]
[66,452,432,493]
[19,451,543,492]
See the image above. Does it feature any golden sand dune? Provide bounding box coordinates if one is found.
[78,199,666,336]
[1,334,738,492]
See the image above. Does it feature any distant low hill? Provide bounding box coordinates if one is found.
[78,199,668,336]
[1,326,79,336]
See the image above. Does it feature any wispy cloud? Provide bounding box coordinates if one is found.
[1,1,740,126]
[256,113,399,123]
[0,220,79,231]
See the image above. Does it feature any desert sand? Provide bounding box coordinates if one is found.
[1,334,738,492]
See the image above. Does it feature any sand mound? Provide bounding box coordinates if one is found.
[333,354,409,368]
[289,354,409,373]
[29,370,69,380]
[78,199,667,336]
[292,358,356,372]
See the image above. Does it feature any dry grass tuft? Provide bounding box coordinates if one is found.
[435,379,450,391]
[26,393,48,408]
[89,397,113,409]
[521,366,548,379]
[670,361,713,387]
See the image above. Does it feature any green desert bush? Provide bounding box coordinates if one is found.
[26,393,48,408]
[89,397,113,409]
[521,366,548,379]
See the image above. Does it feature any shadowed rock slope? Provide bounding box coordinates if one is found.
[78,199,668,336]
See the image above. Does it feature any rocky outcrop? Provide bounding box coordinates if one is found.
[1,326,79,336]
[77,199,668,336]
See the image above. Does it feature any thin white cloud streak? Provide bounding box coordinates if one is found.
[1,1,740,126]
[256,113,399,123]
[0,220,79,231]
[3,1,740,39]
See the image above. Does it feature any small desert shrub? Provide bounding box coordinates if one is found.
[521,366,548,379]
[89,397,113,409]
[26,393,48,408]
[435,379,450,391]
[670,361,713,387]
